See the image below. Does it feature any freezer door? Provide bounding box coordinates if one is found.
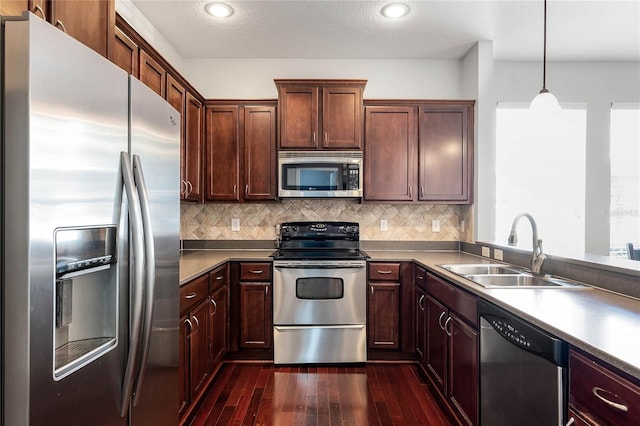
[3,15,128,426]
[128,77,180,425]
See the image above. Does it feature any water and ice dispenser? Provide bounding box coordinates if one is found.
[53,226,119,380]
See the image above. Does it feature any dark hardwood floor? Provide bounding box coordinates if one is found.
[189,363,453,426]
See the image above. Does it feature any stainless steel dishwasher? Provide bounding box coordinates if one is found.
[479,300,568,425]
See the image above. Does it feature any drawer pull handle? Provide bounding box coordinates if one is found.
[215,275,224,280]
[592,386,629,412]
[417,275,424,280]
[377,270,393,274]
[250,270,263,274]
[185,292,197,299]
[566,418,575,426]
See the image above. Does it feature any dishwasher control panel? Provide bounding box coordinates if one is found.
[489,318,533,350]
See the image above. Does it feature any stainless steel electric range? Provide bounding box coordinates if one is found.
[271,222,369,364]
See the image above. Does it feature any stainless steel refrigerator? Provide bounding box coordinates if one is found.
[2,14,180,425]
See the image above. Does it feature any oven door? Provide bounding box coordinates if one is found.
[272,260,366,325]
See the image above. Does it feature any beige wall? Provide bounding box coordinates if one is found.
[181,200,466,242]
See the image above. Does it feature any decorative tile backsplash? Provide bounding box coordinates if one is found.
[181,200,472,242]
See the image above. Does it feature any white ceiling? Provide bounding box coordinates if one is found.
[130,0,640,61]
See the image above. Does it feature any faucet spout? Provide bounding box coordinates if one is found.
[508,213,546,274]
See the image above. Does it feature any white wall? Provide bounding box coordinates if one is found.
[182,58,462,99]
[484,61,640,255]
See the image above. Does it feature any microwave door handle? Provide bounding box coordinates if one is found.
[119,152,145,418]
[131,155,156,407]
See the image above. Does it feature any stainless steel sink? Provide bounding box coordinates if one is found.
[439,264,525,275]
[438,263,586,289]
[465,274,584,289]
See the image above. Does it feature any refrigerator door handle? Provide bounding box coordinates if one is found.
[131,154,156,407]
[119,152,146,417]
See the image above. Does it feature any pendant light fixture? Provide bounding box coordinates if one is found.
[530,0,560,112]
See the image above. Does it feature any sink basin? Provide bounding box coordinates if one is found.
[465,274,584,289]
[438,263,586,289]
[439,264,525,275]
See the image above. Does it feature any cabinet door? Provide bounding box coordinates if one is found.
[244,106,277,200]
[448,313,479,426]
[323,86,363,149]
[112,26,138,76]
[189,299,210,400]
[179,314,190,417]
[279,86,319,149]
[205,106,240,201]
[2,0,46,17]
[139,49,166,98]
[364,106,417,201]
[368,282,400,349]
[50,0,113,58]
[184,92,204,202]
[418,106,471,202]
[208,285,228,371]
[415,286,427,363]
[426,295,447,393]
[166,75,187,197]
[239,283,272,349]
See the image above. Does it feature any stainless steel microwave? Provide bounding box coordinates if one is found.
[278,151,363,198]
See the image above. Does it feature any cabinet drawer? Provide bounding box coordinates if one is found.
[570,350,640,426]
[368,263,400,281]
[240,262,272,281]
[209,263,228,291]
[180,274,209,315]
[427,273,477,327]
[414,265,427,290]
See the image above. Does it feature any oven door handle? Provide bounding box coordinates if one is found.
[274,264,366,269]
[274,325,366,331]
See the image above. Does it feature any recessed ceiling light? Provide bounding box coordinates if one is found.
[205,2,234,18]
[381,3,410,19]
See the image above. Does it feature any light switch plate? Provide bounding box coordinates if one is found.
[380,219,388,231]
[231,218,240,231]
[482,246,491,257]
[432,220,441,232]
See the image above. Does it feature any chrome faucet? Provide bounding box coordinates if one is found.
[507,213,546,274]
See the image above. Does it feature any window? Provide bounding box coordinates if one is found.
[610,103,640,258]
[495,103,587,257]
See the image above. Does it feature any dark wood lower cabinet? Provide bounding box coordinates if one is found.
[188,299,210,400]
[239,282,272,348]
[368,282,400,349]
[422,273,479,426]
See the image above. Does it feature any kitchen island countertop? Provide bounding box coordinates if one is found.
[180,249,640,380]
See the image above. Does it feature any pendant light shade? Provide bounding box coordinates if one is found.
[531,0,560,112]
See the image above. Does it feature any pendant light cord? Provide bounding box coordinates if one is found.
[541,0,548,93]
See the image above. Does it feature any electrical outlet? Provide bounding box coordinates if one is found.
[460,219,465,233]
[482,246,491,257]
[380,219,388,231]
[231,218,240,231]
[494,249,504,261]
[432,220,441,232]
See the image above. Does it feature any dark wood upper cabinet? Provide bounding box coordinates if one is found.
[205,105,240,201]
[49,0,114,58]
[363,100,474,204]
[205,102,277,202]
[244,106,277,201]
[184,92,204,202]
[419,106,472,202]
[139,49,166,98]
[275,79,366,150]
[364,106,417,201]
[112,25,138,76]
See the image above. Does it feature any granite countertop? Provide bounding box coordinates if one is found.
[180,249,640,380]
